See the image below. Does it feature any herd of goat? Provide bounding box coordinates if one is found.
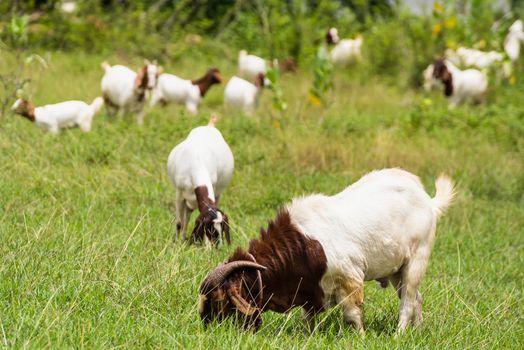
[10,21,524,333]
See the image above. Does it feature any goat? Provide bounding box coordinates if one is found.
[167,115,234,245]
[504,20,524,63]
[199,168,455,333]
[224,74,266,114]
[326,27,363,66]
[100,60,159,124]
[150,68,222,115]
[11,97,103,134]
[445,47,503,70]
[238,50,266,80]
[431,59,488,107]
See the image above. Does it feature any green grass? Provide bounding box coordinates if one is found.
[0,51,523,349]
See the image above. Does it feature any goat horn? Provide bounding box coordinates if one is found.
[200,261,266,295]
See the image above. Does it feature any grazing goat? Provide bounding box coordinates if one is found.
[431,59,488,107]
[224,74,266,113]
[150,68,222,115]
[238,50,266,80]
[445,47,503,70]
[504,20,524,63]
[199,168,455,333]
[167,115,234,245]
[326,27,363,65]
[11,97,103,134]
[101,60,159,124]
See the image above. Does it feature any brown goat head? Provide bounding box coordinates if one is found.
[11,99,36,122]
[432,59,454,96]
[192,208,230,246]
[199,253,266,330]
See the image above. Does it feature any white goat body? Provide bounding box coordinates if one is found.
[446,47,503,69]
[330,36,363,65]
[288,168,455,331]
[151,73,202,114]
[100,62,158,124]
[504,20,524,62]
[238,50,266,80]
[12,98,103,134]
[224,76,263,113]
[167,123,234,242]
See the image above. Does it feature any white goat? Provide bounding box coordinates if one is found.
[199,168,455,333]
[326,28,363,65]
[101,60,159,124]
[11,97,103,134]
[431,59,488,107]
[150,68,222,115]
[504,20,524,63]
[224,74,265,113]
[238,50,266,80]
[167,115,234,245]
[446,47,503,70]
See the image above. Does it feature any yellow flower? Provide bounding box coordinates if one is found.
[447,40,457,49]
[423,98,433,107]
[272,120,281,129]
[444,17,456,29]
[433,2,444,14]
[432,23,442,37]
[478,39,486,49]
[509,76,516,85]
[308,94,322,106]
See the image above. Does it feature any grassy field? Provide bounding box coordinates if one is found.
[0,51,523,349]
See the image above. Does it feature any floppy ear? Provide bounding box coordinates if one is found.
[442,70,453,96]
[134,67,146,89]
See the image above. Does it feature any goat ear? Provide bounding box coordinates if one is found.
[227,285,258,316]
[192,214,205,243]
[134,67,146,89]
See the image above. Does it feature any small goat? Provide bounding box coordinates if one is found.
[101,60,159,124]
[167,115,234,245]
[150,68,222,115]
[504,20,524,63]
[199,168,455,332]
[431,59,488,107]
[238,50,266,80]
[224,74,266,113]
[11,97,103,134]
[326,27,363,65]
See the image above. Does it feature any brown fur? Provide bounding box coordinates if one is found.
[13,99,36,122]
[200,210,328,329]
[279,58,298,73]
[433,59,454,97]
[133,66,148,101]
[254,73,265,88]
[191,68,222,97]
[192,186,230,245]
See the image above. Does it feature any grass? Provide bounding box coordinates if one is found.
[0,50,523,349]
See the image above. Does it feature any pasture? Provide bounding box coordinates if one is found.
[0,50,523,349]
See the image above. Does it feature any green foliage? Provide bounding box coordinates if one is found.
[309,46,333,105]
[265,62,287,112]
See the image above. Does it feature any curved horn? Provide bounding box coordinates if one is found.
[200,261,266,295]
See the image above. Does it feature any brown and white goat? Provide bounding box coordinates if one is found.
[199,168,455,333]
[167,116,233,245]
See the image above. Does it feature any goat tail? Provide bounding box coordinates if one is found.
[432,174,456,219]
[101,61,111,72]
[208,113,219,127]
[90,97,104,114]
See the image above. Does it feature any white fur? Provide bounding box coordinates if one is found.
[167,124,234,239]
[224,76,263,113]
[446,47,503,69]
[150,73,202,114]
[12,97,103,134]
[504,20,524,63]
[287,168,455,332]
[238,50,266,80]
[328,28,363,65]
[100,62,158,124]
[422,64,436,91]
